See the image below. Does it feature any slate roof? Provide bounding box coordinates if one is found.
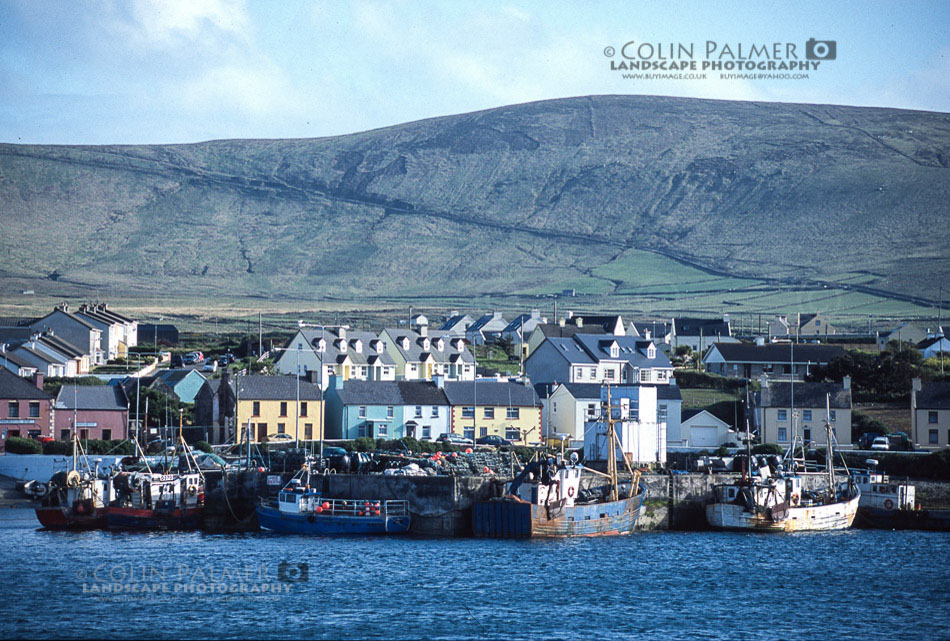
[33,309,98,332]
[757,381,851,409]
[335,380,450,406]
[916,382,950,409]
[534,323,607,339]
[707,342,844,364]
[674,317,730,337]
[439,315,472,332]
[442,381,539,407]
[382,329,474,364]
[287,328,396,367]
[236,375,323,401]
[397,381,450,405]
[556,383,604,399]
[0,369,51,400]
[1,351,36,370]
[39,334,87,358]
[567,314,623,332]
[918,336,949,350]
[654,385,683,401]
[572,334,672,368]
[467,313,507,334]
[553,382,682,401]
[56,385,127,411]
[628,320,671,339]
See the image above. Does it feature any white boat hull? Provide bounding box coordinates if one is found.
[706,493,859,532]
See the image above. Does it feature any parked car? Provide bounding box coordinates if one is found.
[218,352,236,366]
[437,433,473,446]
[202,359,218,373]
[182,353,199,365]
[871,436,890,451]
[269,433,293,442]
[170,353,184,368]
[475,435,511,447]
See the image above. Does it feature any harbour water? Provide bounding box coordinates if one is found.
[1,508,947,640]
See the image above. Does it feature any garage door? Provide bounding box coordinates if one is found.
[691,426,719,448]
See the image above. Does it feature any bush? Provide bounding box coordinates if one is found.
[193,441,213,454]
[752,443,784,455]
[674,370,746,391]
[5,437,42,454]
[352,437,376,452]
[42,440,73,455]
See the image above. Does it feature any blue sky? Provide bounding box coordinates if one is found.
[1,0,947,144]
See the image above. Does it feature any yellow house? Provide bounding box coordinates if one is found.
[442,380,541,444]
[234,375,325,444]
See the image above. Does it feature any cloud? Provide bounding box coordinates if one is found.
[121,0,251,49]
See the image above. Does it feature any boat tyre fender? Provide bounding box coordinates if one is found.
[790,493,800,506]
[188,486,197,496]
[884,498,894,510]
[567,486,575,498]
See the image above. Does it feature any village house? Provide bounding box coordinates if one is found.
[911,379,950,449]
[917,330,949,359]
[523,312,622,359]
[669,316,739,353]
[75,303,138,361]
[235,375,324,444]
[877,321,930,350]
[499,309,547,347]
[753,377,852,447]
[465,312,508,345]
[274,327,397,390]
[194,371,236,444]
[324,377,450,441]
[771,312,836,339]
[53,384,129,441]
[29,303,103,365]
[442,379,541,444]
[438,312,475,338]
[676,410,736,449]
[702,341,845,380]
[378,326,475,382]
[135,369,208,404]
[0,370,52,440]
[526,334,673,386]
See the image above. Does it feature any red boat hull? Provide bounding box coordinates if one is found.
[35,506,108,530]
[106,506,203,530]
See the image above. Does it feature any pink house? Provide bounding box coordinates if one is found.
[54,384,129,441]
[0,370,53,440]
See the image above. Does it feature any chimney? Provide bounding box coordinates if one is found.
[33,372,44,390]
[559,317,566,327]
[419,325,428,338]
[566,311,574,319]
[644,329,651,341]
[307,370,320,385]
[433,375,445,389]
[760,375,769,389]
[575,317,584,328]
[842,375,851,391]
[912,377,922,392]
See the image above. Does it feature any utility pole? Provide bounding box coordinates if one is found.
[258,312,262,358]
[295,344,300,447]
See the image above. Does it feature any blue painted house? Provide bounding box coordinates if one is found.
[324,376,451,441]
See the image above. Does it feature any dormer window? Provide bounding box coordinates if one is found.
[352,339,363,353]
[610,344,619,358]
[337,339,347,353]
[371,340,382,353]
[422,338,430,351]
[647,345,656,359]
[400,337,410,350]
[314,338,327,353]
[453,338,465,351]
[434,338,444,351]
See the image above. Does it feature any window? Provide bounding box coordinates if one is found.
[929,429,938,445]
[462,406,474,419]
[422,426,431,439]
[605,369,615,380]
[387,406,394,419]
[778,409,788,421]
[802,410,812,421]
[506,407,520,420]
[431,406,439,418]
[778,427,788,442]
[80,429,88,440]
[280,402,288,417]
[7,429,18,437]
[278,423,285,434]
[305,424,313,439]
[377,424,388,437]
[300,402,308,417]
[358,406,366,418]
[102,429,111,440]
[480,426,488,437]
[7,401,18,418]
[463,427,475,441]
[29,402,40,418]
[505,427,521,441]
[252,401,260,417]
[588,367,596,379]
[930,411,939,424]
[587,403,597,418]
[484,407,495,419]
[783,365,792,374]
[610,345,618,358]
[60,430,69,440]
[415,406,423,418]
[552,402,557,412]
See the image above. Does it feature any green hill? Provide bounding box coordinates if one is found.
[1,94,947,310]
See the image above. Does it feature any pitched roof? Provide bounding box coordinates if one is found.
[918,336,949,350]
[707,342,844,364]
[572,334,672,368]
[336,380,404,406]
[286,328,396,367]
[236,375,322,401]
[467,313,507,334]
[568,314,623,331]
[382,329,473,364]
[534,323,607,339]
[56,385,127,411]
[674,317,730,337]
[442,381,539,407]
[397,381,449,405]
[33,308,99,332]
[553,382,682,401]
[758,381,851,409]
[439,315,472,332]
[916,382,950,410]
[0,369,51,400]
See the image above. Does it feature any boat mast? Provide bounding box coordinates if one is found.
[825,392,835,492]
[605,384,618,503]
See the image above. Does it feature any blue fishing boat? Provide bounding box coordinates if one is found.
[256,467,410,535]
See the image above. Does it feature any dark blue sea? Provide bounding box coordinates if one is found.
[1,507,948,641]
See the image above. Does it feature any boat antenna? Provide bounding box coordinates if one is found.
[825,392,836,493]
[605,383,618,502]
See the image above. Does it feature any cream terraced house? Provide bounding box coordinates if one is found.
[274,327,397,390]
[753,378,852,447]
[235,375,325,444]
[911,379,950,449]
[378,327,475,382]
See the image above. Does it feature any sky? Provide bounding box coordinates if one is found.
[0,0,947,144]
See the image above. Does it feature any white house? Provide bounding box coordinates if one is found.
[583,385,666,465]
[526,334,673,386]
[676,410,735,449]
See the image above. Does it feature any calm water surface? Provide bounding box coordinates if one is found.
[1,507,948,640]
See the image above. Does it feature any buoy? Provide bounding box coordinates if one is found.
[484,466,492,474]
[258,466,266,473]
[322,501,330,510]
[374,509,381,516]
[465,448,473,453]
[315,506,323,514]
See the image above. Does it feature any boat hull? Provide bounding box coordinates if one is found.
[855,506,950,531]
[473,493,644,538]
[706,494,859,532]
[35,506,107,530]
[106,506,203,531]
[256,504,410,535]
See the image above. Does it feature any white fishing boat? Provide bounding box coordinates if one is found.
[706,394,859,532]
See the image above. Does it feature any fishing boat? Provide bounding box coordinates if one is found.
[256,465,411,535]
[852,463,950,530]
[35,432,114,530]
[106,438,205,530]
[706,394,859,532]
[473,385,646,538]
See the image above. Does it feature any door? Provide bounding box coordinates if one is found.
[257,423,267,442]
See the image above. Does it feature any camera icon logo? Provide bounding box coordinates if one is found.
[277,561,309,583]
[805,38,836,60]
